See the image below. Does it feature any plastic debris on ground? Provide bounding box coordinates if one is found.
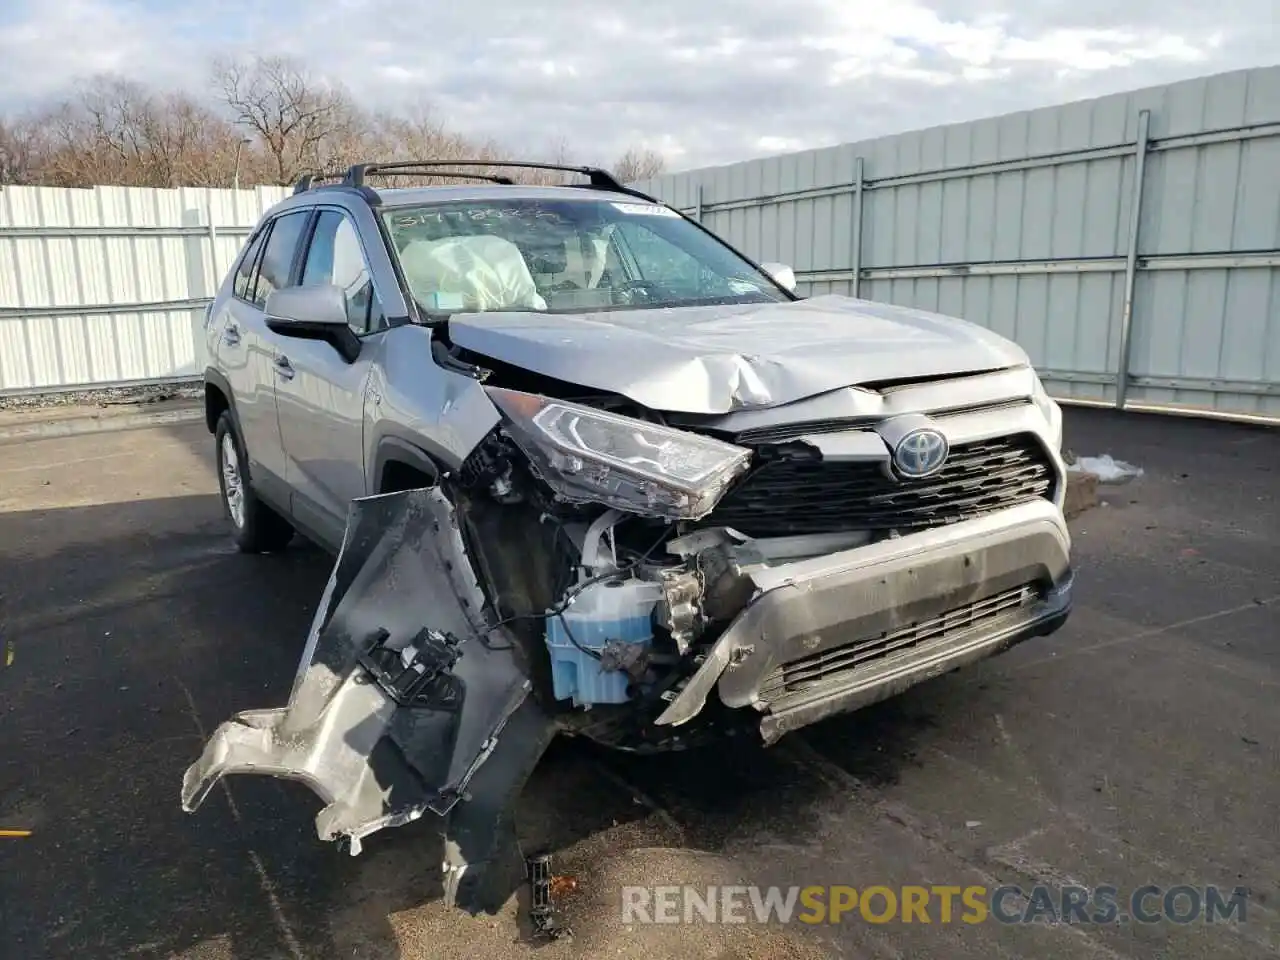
[1067,454,1144,484]
[526,853,573,940]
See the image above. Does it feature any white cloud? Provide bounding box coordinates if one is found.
[998,28,1211,70]
[0,0,1275,170]
[756,135,807,153]
[961,65,1013,82]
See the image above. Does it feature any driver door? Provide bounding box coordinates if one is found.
[274,208,385,550]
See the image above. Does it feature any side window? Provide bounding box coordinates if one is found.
[233,226,269,302]
[253,210,310,308]
[300,210,385,334]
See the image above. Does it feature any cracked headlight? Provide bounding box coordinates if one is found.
[1032,375,1063,451]
[484,387,752,520]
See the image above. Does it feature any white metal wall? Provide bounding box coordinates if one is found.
[0,185,290,394]
[635,66,1280,421]
[3,68,1278,418]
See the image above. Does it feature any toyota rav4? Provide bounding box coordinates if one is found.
[180,160,1074,910]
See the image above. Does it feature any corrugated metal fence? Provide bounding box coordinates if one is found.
[0,185,290,394]
[2,67,1278,421]
[636,66,1280,422]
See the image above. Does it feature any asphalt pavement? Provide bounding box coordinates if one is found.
[0,407,1276,960]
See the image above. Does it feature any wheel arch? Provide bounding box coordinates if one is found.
[372,436,443,493]
[204,368,237,434]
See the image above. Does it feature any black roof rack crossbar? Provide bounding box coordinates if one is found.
[292,171,348,195]
[344,160,633,193]
[356,168,517,186]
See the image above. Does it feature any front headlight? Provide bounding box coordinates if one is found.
[484,387,752,520]
[1031,376,1063,451]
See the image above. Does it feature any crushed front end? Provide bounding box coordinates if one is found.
[180,364,1073,910]
[455,367,1074,754]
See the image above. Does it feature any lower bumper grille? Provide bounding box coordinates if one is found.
[705,433,1055,537]
[758,583,1041,704]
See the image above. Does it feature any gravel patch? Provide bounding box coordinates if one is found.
[0,380,203,412]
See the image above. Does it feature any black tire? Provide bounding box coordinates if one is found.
[214,410,295,554]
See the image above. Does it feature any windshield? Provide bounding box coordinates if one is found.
[381,197,791,315]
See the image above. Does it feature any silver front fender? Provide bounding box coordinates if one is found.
[181,486,532,855]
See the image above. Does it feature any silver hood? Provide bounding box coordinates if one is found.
[447,294,1030,415]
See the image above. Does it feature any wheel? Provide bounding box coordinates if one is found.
[214,411,295,554]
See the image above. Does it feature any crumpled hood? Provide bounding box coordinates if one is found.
[448,294,1030,414]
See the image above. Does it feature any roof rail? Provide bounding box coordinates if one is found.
[292,171,347,195]
[355,168,517,186]
[343,160,648,197]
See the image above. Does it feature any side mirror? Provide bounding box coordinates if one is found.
[264,285,360,362]
[760,261,797,293]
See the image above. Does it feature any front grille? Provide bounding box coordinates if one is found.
[730,400,1030,446]
[731,417,879,445]
[758,583,1040,704]
[704,432,1054,537]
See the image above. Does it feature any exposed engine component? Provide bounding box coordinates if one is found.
[655,566,705,656]
[489,470,518,503]
[667,527,763,622]
[545,576,664,706]
[598,638,651,682]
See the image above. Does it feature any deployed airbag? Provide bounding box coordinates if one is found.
[399,235,548,313]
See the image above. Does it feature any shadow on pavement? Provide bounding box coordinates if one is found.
[6,406,1273,958]
[0,414,927,959]
[0,488,650,960]
[0,492,382,959]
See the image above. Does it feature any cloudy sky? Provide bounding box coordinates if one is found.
[0,0,1276,170]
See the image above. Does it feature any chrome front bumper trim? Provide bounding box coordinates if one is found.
[655,498,1072,732]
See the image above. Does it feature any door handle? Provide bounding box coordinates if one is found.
[223,324,241,346]
[273,356,295,381]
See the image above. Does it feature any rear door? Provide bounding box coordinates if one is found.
[275,208,386,548]
[219,212,309,490]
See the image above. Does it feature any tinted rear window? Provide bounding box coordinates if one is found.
[254,211,310,307]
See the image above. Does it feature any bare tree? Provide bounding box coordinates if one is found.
[19,74,243,188]
[0,115,40,185]
[354,102,544,188]
[162,95,251,187]
[368,103,483,163]
[84,77,241,186]
[612,146,666,183]
[211,55,369,185]
[512,135,575,185]
[4,60,675,192]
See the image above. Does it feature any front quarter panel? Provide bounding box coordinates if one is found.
[364,324,501,489]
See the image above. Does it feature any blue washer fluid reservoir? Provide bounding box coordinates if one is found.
[545,578,663,706]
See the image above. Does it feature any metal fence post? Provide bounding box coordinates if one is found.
[206,212,219,296]
[851,157,865,298]
[201,208,219,372]
[1116,109,1151,410]
[693,183,703,223]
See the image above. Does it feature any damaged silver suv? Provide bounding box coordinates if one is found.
[182,160,1073,910]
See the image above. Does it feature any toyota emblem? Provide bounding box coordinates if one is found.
[892,428,949,479]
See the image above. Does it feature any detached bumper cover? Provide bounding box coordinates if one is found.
[656,499,1073,742]
[180,487,532,854]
